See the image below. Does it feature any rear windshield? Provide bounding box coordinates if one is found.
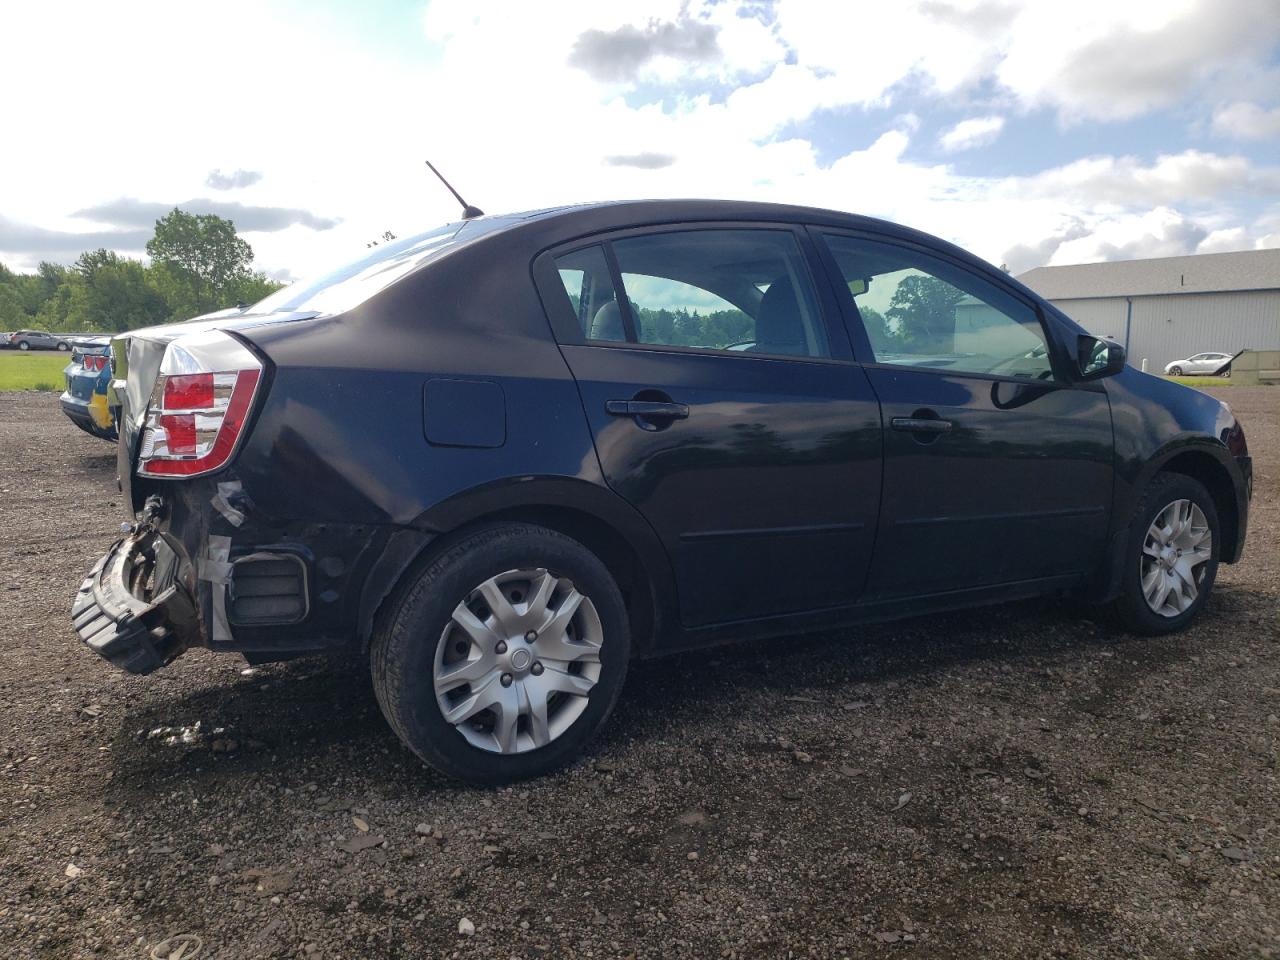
[251,222,464,316]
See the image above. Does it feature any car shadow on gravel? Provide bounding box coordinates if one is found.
[96,592,1237,804]
[606,599,1142,726]
[68,443,117,469]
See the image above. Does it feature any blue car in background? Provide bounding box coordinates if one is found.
[60,339,116,440]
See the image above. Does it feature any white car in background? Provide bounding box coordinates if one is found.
[1165,352,1232,376]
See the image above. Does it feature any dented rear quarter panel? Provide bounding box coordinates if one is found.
[133,228,670,657]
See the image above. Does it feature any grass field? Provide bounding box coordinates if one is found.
[1164,375,1234,388]
[0,351,70,391]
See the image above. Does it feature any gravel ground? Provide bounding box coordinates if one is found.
[0,387,1276,960]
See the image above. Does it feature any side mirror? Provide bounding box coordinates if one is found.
[1077,335,1125,380]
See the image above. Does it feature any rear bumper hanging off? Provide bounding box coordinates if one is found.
[71,530,199,674]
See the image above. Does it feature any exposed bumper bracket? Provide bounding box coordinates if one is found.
[71,531,198,674]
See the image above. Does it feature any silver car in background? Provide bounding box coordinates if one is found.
[1165,352,1232,376]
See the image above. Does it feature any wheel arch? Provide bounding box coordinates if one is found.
[358,477,675,658]
[1153,448,1240,563]
[1096,438,1243,602]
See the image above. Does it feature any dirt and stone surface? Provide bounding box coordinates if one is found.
[0,387,1276,959]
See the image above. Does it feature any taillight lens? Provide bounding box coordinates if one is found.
[138,332,263,478]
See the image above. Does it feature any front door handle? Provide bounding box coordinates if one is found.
[606,400,690,420]
[891,416,952,433]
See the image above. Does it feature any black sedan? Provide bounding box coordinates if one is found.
[72,200,1252,783]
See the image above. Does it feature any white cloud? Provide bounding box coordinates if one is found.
[1048,208,1211,264]
[0,0,1276,280]
[1005,150,1280,207]
[994,0,1280,122]
[1212,101,1280,140]
[1196,227,1250,254]
[939,116,1006,152]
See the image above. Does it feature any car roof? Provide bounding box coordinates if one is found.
[471,198,1004,279]
[501,198,909,236]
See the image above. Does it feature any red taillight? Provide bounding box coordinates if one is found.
[157,414,197,456]
[137,332,263,479]
[85,355,107,372]
[163,373,215,410]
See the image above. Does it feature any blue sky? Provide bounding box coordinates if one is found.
[1,0,1277,278]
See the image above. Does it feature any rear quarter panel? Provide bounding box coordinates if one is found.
[233,232,605,528]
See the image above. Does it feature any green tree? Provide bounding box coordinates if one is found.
[7,273,51,318]
[886,275,965,352]
[857,305,897,355]
[0,283,25,328]
[225,271,285,308]
[35,261,72,303]
[146,208,254,317]
[2,211,283,331]
[35,277,79,332]
[70,250,168,331]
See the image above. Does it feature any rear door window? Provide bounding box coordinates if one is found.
[550,229,830,359]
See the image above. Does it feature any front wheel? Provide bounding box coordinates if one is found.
[1169,365,1183,376]
[1111,473,1219,635]
[57,342,69,352]
[371,523,630,783]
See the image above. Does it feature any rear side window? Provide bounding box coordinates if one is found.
[553,245,625,342]
[551,229,829,358]
[822,234,1054,380]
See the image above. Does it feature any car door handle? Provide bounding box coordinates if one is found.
[891,416,952,433]
[606,400,690,420]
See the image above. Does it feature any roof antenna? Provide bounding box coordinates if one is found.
[425,160,484,220]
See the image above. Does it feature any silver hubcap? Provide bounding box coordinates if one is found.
[433,568,603,754]
[1140,499,1212,618]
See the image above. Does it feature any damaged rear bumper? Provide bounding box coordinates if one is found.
[71,528,200,674]
[60,392,116,439]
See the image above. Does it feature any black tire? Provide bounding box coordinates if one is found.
[1111,473,1219,635]
[1169,366,1183,376]
[57,342,69,352]
[17,341,29,351]
[371,522,630,784]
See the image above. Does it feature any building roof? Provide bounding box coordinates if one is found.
[1017,247,1280,300]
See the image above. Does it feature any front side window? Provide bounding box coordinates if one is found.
[823,234,1055,380]
[552,229,829,358]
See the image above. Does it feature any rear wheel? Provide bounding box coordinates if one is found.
[17,341,29,351]
[57,342,69,352]
[371,523,630,783]
[1111,473,1219,635]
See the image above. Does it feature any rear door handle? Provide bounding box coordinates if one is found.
[891,416,952,433]
[606,400,689,420]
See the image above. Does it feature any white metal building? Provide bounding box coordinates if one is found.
[1017,248,1280,371]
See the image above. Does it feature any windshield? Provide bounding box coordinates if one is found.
[251,222,465,316]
